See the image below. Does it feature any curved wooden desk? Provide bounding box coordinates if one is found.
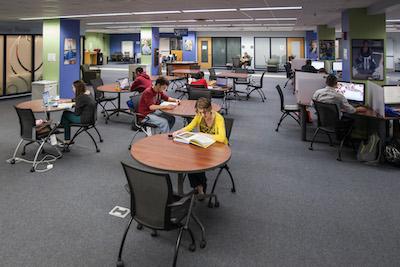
[162,100,221,118]
[131,134,231,194]
[16,99,72,119]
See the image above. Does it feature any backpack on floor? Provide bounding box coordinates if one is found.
[385,138,400,166]
[357,133,381,163]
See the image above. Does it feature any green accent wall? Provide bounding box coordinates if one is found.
[85,32,110,57]
[317,25,335,41]
[43,19,60,83]
[348,8,386,85]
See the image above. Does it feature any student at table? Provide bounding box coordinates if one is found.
[190,71,208,88]
[60,80,96,143]
[301,59,318,73]
[130,67,152,93]
[173,97,228,196]
[138,76,180,133]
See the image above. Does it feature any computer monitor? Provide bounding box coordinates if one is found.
[216,77,228,87]
[42,91,50,106]
[383,86,400,104]
[332,62,342,72]
[118,78,130,89]
[337,81,365,104]
[311,61,325,70]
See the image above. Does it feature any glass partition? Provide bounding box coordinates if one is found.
[270,38,287,69]
[226,37,241,64]
[254,38,270,68]
[212,37,226,67]
[34,35,43,81]
[6,35,32,95]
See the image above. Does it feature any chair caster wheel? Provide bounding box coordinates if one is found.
[200,240,207,249]
[308,147,313,151]
[96,149,100,153]
[116,260,124,267]
[189,244,196,252]
[151,230,158,237]
[10,159,16,164]
[100,139,104,143]
[30,167,35,172]
[137,224,143,230]
[214,201,220,208]
[63,147,70,152]
[231,188,236,193]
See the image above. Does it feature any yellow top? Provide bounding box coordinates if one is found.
[182,112,228,144]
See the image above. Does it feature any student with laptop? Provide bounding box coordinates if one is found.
[172,97,227,197]
[130,67,152,93]
[190,71,208,88]
[138,76,180,133]
[301,59,318,73]
[60,80,96,144]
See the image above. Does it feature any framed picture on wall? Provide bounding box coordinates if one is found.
[183,39,193,51]
[141,38,152,55]
[64,38,77,65]
[352,39,384,81]
[319,40,335,60]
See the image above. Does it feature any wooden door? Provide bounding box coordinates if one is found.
[197,37,212,69]
[287,38,305,59]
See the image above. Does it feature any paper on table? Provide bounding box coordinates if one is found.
[160,101,178,107]
[58,103,74,109]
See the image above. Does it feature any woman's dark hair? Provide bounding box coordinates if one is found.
[155,76,170,86]
[198,71,205,79]
[195,97,212,112]
[73,80,86,97]
[326,74,338,87]
[135,67,144,74]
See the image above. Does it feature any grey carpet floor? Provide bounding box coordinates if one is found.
[0,68,399,267]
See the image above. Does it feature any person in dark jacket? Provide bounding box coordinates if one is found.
[60,80,96,143]
[301,59,318,73]
[130,67,152,93]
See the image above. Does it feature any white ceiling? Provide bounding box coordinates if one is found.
[0,0,399,33]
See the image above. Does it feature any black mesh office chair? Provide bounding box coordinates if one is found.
[117,162,206,267]
[81,64,101,85]
[10,107,62,172]
[246,71,267,102]
[208,117,236,208]
[128,94,158,149]
[309,100,353,161]
[275,85,300,132]
[90,78,117,120]
[208,68,217,81]
[63,101,103,153]
[187,86,212,101]
[283,63,294,88]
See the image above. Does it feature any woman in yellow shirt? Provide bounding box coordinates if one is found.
[173,97,228,196]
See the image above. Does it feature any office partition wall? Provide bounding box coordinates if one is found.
[212,37,241,67]
[254,37,270,68]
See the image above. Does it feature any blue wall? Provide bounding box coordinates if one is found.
[59,19,80,99]
[182,31,196,61]
[151,28,160,75]
[109,34,141,55]
[306,31,318,60]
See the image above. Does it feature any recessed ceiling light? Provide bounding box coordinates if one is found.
[178,20,197,23]
[132,11,181,15]
[230,24,263,27]
[263,23,295,26]
[255,18,297,21]
[215,18,253,22]
[240,6,302,11]
[182,8,237,13]
[87,21,177,25]
[20,12,132,20]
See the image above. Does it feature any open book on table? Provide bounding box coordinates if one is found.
[173,132,216,148]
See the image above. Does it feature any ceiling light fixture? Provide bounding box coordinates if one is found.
[262,23,295,26]
[20,12,132,20]
[255,18,297,21]
[132,11,181,15]
[240,6,302,11]
[87,20,177,25]
[182,8,237,13]
[215,18,253,22]
[178,20,197,22]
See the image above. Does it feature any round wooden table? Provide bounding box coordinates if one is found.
[162,100,221,118]
[16,99,72,119]
[131,134,231,194]
[97,83,133,122]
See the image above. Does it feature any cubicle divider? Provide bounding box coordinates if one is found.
[295,71,326,105]
[291,58,307,71]
[367,81,385,117]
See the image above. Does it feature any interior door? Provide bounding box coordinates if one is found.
[197,37,212,69]
[287,38,305,59]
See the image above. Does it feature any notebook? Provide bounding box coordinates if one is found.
[173,132,216,148]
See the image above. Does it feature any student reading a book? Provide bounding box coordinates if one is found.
[138,76,180,133]
[190,71,208,88]
[60,80,95,143]
[173,97,228,196]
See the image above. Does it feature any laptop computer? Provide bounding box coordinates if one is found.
[117,78,130,90]
[216,77,228,87]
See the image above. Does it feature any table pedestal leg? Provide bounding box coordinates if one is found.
[178,173,184,195]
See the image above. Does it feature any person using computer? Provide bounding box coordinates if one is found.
[130,67,152,93]
[138,76,180,133]
[190,71,208,88]
[172,97,228,197]
[301,60,318,73]
[60,80,96,144]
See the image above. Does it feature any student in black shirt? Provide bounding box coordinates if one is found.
[60,80,96,143]
[301,59,318,73]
